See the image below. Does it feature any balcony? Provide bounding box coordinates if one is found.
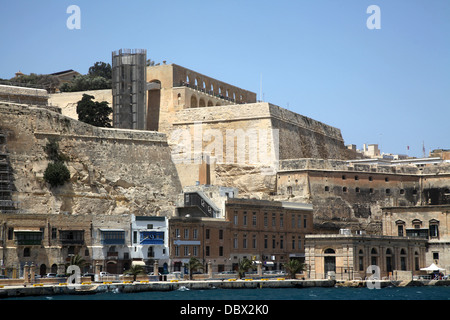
[60,230,85,245]
[14,231,43,245]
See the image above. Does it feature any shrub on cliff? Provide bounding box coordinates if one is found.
[44,161,70,187]
[43,138,70,188]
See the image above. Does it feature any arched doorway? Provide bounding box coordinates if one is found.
[147,80,161,131]
[324,248,336,275]
[40,264,47,277]
[190,95,198,108]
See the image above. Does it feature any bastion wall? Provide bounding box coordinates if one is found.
[0,102,182,217]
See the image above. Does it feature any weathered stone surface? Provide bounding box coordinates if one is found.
[0,102,182,217]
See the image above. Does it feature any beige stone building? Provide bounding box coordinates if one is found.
[382,205,450,273]
[305,232,428,280]
[170,186,313,273]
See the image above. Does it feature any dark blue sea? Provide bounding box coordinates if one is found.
[5,285,450,300]
[4,286,450,318]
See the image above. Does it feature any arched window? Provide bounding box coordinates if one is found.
[370,248,378,266]
[190,95,198,108]
[324,248,335,254]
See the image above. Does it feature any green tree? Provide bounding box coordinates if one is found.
[237,258,255,279]
[88,61,112,79]
[68,254,86,269]
[76,94,112,127]
[60,74,111,92]
[123,264,146,282]
[43,138,70,188]
[185,257,204,280]
[44,161,70,187]
[9,73,60,91]
[283,259,306,279]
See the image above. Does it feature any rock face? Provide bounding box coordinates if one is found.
[0,102,182,217]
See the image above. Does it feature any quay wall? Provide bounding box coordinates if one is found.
[2,279,450,298]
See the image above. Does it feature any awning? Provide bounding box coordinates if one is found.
[420,263,445,272]
[132,261,146,266]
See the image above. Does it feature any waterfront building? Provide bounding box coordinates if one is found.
[131,215,169,274]
[382,204,450,274]
[304,230,428,280]
[169,185,313,274]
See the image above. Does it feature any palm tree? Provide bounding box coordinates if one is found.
[283,259,306,279]
[67,254,86,270]
[123,264,145,282]
[185,257,204,280]
[237,258,255,279]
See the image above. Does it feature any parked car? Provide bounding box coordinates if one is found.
[100,272,112,277]
[45,273,57,278]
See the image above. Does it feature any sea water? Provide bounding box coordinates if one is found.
[6,286,450,300]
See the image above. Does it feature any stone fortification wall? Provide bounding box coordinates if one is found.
[173,102,348,161]
[0,84,48,106]
[49,89,113,120]
[0,102,182,217]
[277,159,450,234]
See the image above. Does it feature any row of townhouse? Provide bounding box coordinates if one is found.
[0,185,314,278]
[0,213,169,277]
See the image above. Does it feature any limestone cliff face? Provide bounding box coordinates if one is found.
[0,103,182,217]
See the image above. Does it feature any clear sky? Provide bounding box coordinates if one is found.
[1,0,449,158]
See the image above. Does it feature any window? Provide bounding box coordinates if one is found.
[193,229,198,239]
[280,214,284,228]
[343,187,348,193]
[243,212,247,226]
[430,224,439,238]
[292,236,295,250]
[175,246,179,256]
[325,186,329,192]
[206,246,210,256]
[280,236,284,249]
[272,213,276,227]
[386,189,391,194]
[368,176,373,181]
[272,236,276,249]
[385,177,389,182]
[264,213,268,227]
[219,229,223,240]
[355,176,359,180]
[342,175,346,180]
[398,225,404,237]
[304,215,308,228]
[205,229,210,240]
[252,235,257,249]
[264,235,268,249]
[233,235,238,249]
[234,214,238,225]
[175,228,180,238]
[184,229,189,239]
[356,187,360,193]
[193,246,198,256]
[219,246,223,256]
[24,247,30,257]
[252,213,257,226]
[184,246,189,256]
[243,235,247,249]
[51,227,57,240]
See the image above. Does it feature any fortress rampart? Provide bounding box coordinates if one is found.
[0,102,182,217]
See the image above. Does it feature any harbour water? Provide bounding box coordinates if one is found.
[6,286,450,300]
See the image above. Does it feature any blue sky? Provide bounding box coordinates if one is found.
[1,0,449,158]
